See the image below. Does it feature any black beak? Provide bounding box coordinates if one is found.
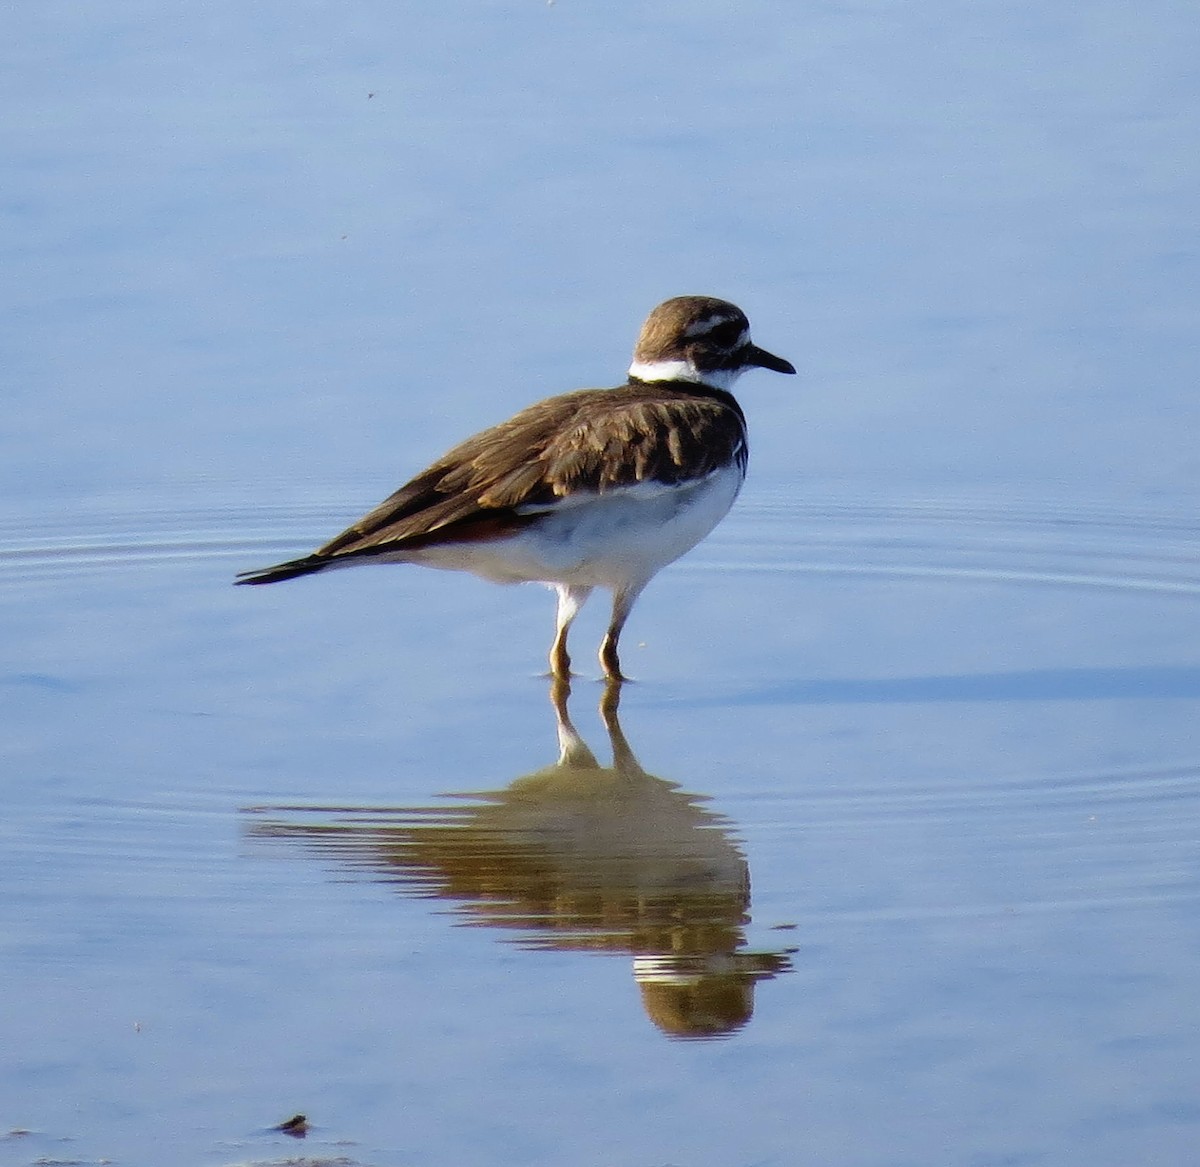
[745,344,796,375]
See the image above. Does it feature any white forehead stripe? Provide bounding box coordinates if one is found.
[683,313,741,338]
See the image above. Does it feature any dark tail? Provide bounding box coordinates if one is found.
[235,554,331,586]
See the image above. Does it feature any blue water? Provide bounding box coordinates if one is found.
[3,2,1200,1165]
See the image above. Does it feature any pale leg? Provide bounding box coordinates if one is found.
[599,581,647,682]
[550,584,593,678]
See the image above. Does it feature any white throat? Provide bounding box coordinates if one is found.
[626,358,743,392]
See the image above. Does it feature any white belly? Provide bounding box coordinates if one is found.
[403,465,744,589]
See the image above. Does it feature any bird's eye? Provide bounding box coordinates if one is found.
[705,320,743,347]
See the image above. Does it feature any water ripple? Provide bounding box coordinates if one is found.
[0,487,1196,599]
[692,489,1200,597]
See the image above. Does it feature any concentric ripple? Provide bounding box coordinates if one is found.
[1,484,1197,597]
[742,756,1200,924]
[0,499,352,586]
[694,487,1200,597]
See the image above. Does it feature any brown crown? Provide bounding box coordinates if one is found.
[631,296,750,366]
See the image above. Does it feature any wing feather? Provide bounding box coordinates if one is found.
[312,384,746,562]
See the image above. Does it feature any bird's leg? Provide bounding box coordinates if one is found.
[598,674,622,722]
[550,584,593,678]
[598,677,641,777]
[548,672,601,769]
[599,583,646,682]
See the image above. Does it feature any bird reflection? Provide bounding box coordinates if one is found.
[246,679,793,1040]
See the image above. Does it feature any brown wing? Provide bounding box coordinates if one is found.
[312,382,747,560]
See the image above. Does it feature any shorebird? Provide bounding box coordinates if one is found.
[236,295,794,679]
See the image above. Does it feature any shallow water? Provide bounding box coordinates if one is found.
[5,0,1200,1164]
[3,484,1200,1166]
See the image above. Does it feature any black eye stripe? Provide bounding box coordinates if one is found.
[699,320,744,347]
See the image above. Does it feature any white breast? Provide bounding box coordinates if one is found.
[402,463,745,590]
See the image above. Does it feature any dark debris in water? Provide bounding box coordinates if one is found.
[274,1114,309,1138]
[238,1159,361,1167]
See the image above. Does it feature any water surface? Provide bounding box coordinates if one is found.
[4,485,1200,1166]
[3,1,1200,1165]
